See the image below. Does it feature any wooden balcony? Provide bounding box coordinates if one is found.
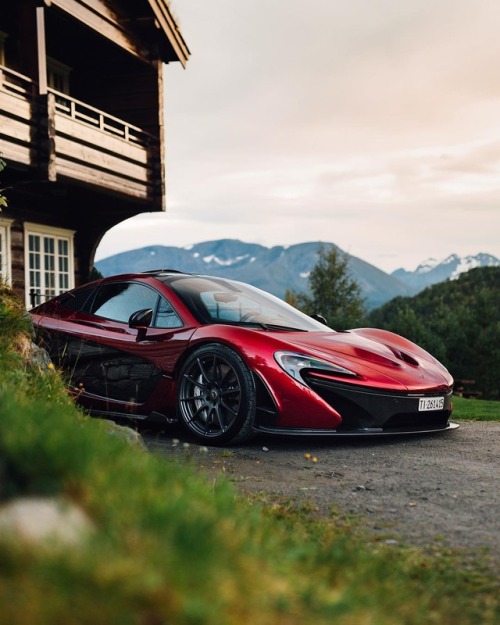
[0,65,162,205]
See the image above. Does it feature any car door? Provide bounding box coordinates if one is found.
[45,281,193,417]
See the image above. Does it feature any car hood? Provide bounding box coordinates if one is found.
[280,327,453,391]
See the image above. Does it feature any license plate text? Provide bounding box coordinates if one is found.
[418,397,445,411]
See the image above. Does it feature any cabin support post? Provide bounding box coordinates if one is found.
[36,7,48,95]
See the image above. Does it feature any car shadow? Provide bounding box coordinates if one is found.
[134,418,456,452]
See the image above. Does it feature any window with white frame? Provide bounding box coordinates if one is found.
[24,223,75,308]
[0,217,13,284]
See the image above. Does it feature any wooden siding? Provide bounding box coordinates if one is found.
[0,67,37,167]
[8,223,25,299]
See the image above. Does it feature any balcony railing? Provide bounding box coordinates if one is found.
[50,88,155,148]
[0,65,35,99]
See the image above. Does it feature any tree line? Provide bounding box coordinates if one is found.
[288,246,499,400]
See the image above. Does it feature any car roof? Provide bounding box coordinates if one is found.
[142,269,192,276]
[93,269,193,283]
[91,270,236,290]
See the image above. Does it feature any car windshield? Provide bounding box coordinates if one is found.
[162,275,334,332]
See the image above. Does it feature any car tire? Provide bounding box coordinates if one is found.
[177,343,256,445]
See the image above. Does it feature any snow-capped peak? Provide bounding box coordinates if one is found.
[202,254,250,267]
[414,258,440,274]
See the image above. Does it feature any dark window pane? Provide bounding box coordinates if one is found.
[59,286,96,312]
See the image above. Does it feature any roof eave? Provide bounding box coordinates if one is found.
[147,0,190,67]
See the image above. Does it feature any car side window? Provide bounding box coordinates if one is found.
[154,297,183,328]
[91,283,159,323]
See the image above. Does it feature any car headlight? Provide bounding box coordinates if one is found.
[274,351,357,385]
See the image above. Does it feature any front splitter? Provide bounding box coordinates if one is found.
[253,421,460,437]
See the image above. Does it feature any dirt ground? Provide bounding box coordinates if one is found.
[143,421,499,567]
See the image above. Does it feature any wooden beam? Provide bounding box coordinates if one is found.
[49,0,189,66]
[156,60,166,209]
[50,0,148,62]
[36,7,48,95]
[47,92,57,181]
[147,0,190,67]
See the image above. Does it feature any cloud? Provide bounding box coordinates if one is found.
[170,0,500,153]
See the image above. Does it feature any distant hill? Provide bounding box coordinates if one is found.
[95,240,499,310]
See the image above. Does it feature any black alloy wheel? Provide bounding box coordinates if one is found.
[177,343,256,444]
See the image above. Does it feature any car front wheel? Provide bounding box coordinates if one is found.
[177,344,256,445]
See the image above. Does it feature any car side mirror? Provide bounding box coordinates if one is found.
[129,308,153,329]
[310,313,328,325]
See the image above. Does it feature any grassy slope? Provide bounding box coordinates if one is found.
[452,396,500,421]
[0,288,498,624]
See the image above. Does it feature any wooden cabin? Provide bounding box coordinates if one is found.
[0,0,189,308]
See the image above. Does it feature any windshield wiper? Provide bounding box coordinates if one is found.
[261,323,308,332]
[211,320,268,329]
[212,320,307,332]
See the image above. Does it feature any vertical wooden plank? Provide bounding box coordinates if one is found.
[36,7,47,95]
[47,92,57,181]
[156,60,165,207]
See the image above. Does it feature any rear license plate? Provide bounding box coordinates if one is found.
[418,397,445,411]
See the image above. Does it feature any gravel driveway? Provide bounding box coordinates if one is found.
[143,421,499,566]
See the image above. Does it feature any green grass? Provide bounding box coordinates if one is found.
[0,286,499,624]
[452,396,500,422]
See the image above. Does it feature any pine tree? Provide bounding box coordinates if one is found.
[288,245,366,330]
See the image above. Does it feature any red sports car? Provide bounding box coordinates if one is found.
[31,270,458,444]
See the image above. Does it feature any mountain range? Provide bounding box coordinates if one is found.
[95,240,500,310]
[391,253,500,293]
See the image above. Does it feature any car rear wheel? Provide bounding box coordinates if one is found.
[177,344,256,445]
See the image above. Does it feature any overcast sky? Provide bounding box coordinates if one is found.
[96,0,500,272]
